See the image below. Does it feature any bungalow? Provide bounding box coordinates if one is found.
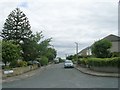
[79,34,120,56]
[78,47,92,56]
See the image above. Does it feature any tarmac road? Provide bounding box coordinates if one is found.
[2,63,118,88]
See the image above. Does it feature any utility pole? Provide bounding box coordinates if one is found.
[75,42,78,54]
[65,54,67,59]
[75,42,79,64]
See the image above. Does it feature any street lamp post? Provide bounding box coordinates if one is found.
[65,54,68,59]
[75,42,79,64]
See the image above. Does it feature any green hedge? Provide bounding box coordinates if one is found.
[111,52,120,57]
[78,58,88,65]
[78,57,120,67]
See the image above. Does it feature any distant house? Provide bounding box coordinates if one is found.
[79,47,92,56]
[79,34,120,56]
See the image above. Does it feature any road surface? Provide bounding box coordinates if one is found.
[3,63,118,88]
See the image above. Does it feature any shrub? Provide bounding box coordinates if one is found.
[9,60,18,68]
[2,65,12,70]
[59,58,64,63]
[39,56,48,66]
[9,60,28,68]
[87,57,120,67]
[111,52,120,57]
[91,39,112,58]
[18,61,28,67]
[2,41,21,66]
[78,58,88,65]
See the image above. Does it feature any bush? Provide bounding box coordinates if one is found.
[39,56,48,66]
[2,65,12,70]
[91,39,112,58]
[58,58,62,63]
[9,60,28,68]
[87,57,120,67]
[78,58,88,65]
[78,55,93,58]
[9,60,18,68]
[18,61,27,67]
[111,52,120,57]
[2,41,21,66]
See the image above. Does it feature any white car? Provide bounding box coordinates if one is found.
[64,60,74,68]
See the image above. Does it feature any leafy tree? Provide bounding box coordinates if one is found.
[20,32,43,61]
[2,41,21,66]
[66,55,74,60]
[38,38,52,56]
[92,39,112,58]
[58,57,64,62]
[20,32,53,62]
[38,56,48,66]
[21,39,39,61]
[36,37,57,62]
[1,8,32,44]
[46,48,57,61]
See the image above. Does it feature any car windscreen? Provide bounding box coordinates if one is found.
[65,60,72,63]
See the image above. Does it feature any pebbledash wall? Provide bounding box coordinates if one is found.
[110,41,120,52]
[90,66,119,73]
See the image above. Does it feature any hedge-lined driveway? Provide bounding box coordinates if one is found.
[3,63,118,88]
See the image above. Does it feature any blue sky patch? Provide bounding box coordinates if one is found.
[18,2,28,8]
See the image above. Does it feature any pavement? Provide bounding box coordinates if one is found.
[74,65,120,78]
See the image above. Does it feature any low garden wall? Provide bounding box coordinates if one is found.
[90,66,118,73]
[2,65,38,79]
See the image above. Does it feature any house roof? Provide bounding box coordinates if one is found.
[102,34,120,42]
[79,46,90,54]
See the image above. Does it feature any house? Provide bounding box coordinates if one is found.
[79,34,120,56]
[102,34,120,53]
[79,47,92,56]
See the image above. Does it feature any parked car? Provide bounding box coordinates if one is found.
[33,61,40,64]
[28,61,41,67]
[64,60,74,68]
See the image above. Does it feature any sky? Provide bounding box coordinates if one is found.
[0,0,118,58]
